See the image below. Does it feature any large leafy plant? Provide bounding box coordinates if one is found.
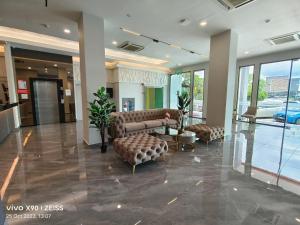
[89,86,115,152]
[178,91,191,115]
[177,91,191,132]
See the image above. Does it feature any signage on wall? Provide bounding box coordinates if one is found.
[17,80,30,98]
[17,89,30,94]
[17,80,27,90]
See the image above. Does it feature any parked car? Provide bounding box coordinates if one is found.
[273,101,300,124]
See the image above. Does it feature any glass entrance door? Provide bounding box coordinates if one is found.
[278,59,300,188]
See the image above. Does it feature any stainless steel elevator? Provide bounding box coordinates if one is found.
[33,80,60,125]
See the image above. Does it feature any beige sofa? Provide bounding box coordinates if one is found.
[110,109,182,138]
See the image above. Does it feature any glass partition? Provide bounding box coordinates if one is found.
[236,65,254,120]
[279,59,300,187]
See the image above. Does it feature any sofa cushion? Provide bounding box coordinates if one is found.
[143,120,163,129]
[125,122,146,132]
[167,119,178,126]
[157,119,167,126]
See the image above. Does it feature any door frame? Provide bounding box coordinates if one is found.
[30,78,65,125]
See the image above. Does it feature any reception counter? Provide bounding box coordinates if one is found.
[0,103,17,143]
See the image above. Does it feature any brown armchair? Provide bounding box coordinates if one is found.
[241,106,257,123]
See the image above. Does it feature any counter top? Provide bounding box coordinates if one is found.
[0,103,18,112]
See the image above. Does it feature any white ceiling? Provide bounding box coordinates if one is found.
[0,0,300,68]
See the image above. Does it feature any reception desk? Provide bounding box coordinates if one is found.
[0,103,17,143]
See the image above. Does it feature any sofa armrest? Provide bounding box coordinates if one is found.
[110,113,126,138]
[164,109,183,127]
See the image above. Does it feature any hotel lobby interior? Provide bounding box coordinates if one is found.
[0,0,300,224]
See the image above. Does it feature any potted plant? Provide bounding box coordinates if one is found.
[177,91,191,134]
[165,112,171,135]
[88,86,115,153]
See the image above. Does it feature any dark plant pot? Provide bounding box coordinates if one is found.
[101,144,107,153]
[165,125,170,135]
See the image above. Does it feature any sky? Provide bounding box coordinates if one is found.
[261,59,300,78]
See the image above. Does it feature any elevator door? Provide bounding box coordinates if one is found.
[33,80,59,125]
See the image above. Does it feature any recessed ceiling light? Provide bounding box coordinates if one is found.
[244,51,249,55]
[165,54,170,58]
[28,66,31,70]
[64,28,71,34]
[233,187,238,191]
[178,18,191,26]
[67,71,70,74]
[200,21,207,27]
[117,204,122,209]
[53,64,58,67]
[295,217,300,223]
[264,19,271,24]
[112,41,118,45]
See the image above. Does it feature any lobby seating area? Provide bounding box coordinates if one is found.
[1,1,300,225]
[185,124,224,144]
[110,109,182,138]
[113,133,168,174]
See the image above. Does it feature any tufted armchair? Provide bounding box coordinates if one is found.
[109,109,182,138]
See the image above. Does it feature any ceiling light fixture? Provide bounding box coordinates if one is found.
[120,27,201,56]
[64,28,71,34]
[112,41,118,45]
[200,21,207,27]
[170,44,181,49]
[244,51,249,55]
[295,218,300,223]
[117,204,122,209]
[120,27,140,36]
[28,67,31,70]
[53,64,57,67]
[165,54,170,58]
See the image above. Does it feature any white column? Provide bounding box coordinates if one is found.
[206,30,238,136]
[72,57,82,121]
[78,13,106,145]
[4,43,20,128]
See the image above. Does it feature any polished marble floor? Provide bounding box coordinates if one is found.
[0,122,300,225]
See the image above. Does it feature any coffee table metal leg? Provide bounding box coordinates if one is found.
[132,165,136,175]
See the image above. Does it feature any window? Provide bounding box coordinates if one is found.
[169,72,191,109]
[236,65,254,120]
[192,70,205,118]
[256,60,292,126]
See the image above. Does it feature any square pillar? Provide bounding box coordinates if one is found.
[206,30,238,136]
[78,13,106,145]
[4,43,20,128]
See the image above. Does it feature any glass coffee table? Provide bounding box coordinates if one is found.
[153,127,197,151]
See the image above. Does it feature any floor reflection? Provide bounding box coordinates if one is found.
[0,122,300,225]
[232,122,300,195]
